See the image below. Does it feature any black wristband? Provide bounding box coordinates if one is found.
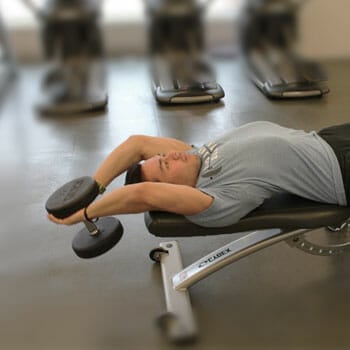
[83,206,94,223]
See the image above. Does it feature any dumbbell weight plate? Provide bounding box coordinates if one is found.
[46,176,99,219]
[72,217,124,259]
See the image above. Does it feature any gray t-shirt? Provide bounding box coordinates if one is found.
[186,121,347,227]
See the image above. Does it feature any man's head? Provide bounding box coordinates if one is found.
[125,151,200,187]
[124,162,142,185]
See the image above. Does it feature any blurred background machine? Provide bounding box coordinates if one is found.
[0,13,16,101]
[239,0,330,98]
[23,0,108,115]
[145,0,225,104]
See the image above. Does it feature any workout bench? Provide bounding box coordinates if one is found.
[145,193,350,343]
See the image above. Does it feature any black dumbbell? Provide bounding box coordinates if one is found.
[46,176,124,259]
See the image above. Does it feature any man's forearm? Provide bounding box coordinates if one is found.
[85,184,152,220]
[85,183,212,221]
[47,184,151,226]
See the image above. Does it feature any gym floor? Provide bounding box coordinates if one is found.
[1,58,350,350]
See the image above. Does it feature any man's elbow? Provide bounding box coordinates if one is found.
[126,135,151,160]
[126,134,145,148]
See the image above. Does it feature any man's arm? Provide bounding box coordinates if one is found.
[48,182,213,225]
[93,135,192,187]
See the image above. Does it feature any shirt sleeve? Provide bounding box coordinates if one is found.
[185,184,265,228]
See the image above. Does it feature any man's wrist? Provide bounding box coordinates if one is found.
[94,178,106,194]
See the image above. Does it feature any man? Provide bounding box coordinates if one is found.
[48,121,349,228]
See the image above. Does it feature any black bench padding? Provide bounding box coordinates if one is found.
[145,194,350,237]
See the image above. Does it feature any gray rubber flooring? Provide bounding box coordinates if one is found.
[0,58,350,350]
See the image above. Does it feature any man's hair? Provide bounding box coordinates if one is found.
[124,163,142,185]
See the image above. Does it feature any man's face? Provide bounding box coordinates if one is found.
[141,151,199,186]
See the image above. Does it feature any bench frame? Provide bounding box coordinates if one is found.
[152,223,350,342]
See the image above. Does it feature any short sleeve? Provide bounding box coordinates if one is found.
[185,185,264,228]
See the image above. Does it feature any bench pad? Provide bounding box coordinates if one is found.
[145,194,350,237]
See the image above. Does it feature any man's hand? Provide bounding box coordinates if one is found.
[47,209,84,226]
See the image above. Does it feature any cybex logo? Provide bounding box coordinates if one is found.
[198,248,231,268]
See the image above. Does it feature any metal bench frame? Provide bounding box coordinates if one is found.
[145,194,350,342]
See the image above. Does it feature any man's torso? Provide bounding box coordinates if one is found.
[186,121,346,227]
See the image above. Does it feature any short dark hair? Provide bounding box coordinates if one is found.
[124,163,142,185]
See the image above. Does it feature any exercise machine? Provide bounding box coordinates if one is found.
[239,0,329,99]
[23,0,108,115]
[145,0,225,104]
[0,12,16,100]
[46,177,123,258]
[145,193,350,342]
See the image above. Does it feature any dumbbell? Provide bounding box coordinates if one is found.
[46,176,124,259]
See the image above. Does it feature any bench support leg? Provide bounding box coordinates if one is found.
[157,241,197,343]
[155,228,311,341]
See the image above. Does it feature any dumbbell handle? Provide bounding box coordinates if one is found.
[83,206,101,236]
[84,220,100,236]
